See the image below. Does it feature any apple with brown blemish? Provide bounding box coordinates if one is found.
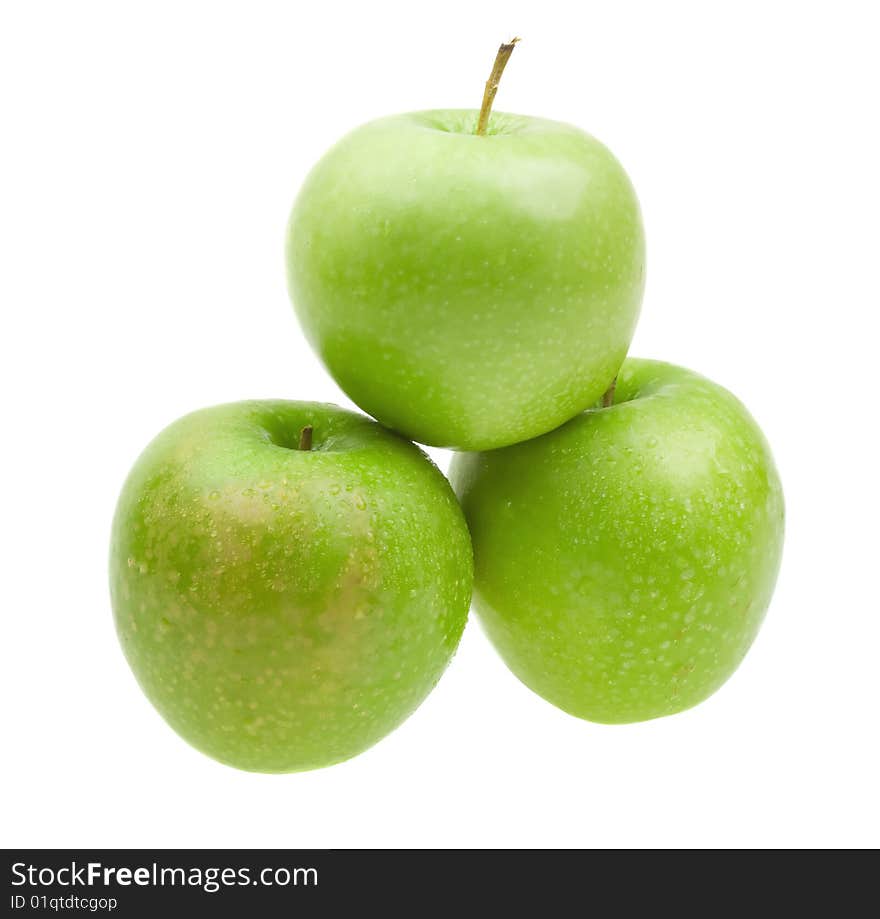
[110,401,472,771]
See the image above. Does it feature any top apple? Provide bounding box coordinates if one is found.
[286,107,644,450]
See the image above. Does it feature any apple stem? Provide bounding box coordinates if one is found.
[601,377,617,408]
[298,425,313,451]
[476,38,520,136]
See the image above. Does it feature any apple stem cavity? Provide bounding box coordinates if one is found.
[601,377,617,408]
[298,425,313,451]
[476,37,520,136]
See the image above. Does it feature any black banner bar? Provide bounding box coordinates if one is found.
[3,849,876,915]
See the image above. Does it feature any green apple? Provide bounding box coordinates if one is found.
[109,401,472,772]
[286,108,644,450]
[450,359,784,723]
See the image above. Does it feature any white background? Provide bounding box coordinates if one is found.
[2,1,878,849]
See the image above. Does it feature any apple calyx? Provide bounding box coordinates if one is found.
[298,425,313,451]
[476,37,520,136]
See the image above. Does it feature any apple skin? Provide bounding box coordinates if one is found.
[286,110,645,450]
[110,401,472,772]
[449,359,784,723]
